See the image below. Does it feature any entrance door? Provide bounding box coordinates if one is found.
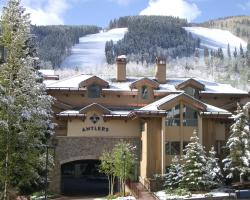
[61,160,109,196]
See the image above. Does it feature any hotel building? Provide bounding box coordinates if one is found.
[43,57,250,195]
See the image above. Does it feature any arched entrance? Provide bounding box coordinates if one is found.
[61,159,109,196]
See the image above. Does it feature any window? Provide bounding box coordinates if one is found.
[141,85,148,99]
[183,105,198,126]
[184,86,199,98]
[87,84,101,98]
[140,122,145,132]
[215,140,225,155]
[183,141,189,150]
[166,104,180,126]
[165,141,180,155]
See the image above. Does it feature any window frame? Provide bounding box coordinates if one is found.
[183,104,198,127]
[141,85,149,99]
[87,84,101,98]
[165,141,180,155]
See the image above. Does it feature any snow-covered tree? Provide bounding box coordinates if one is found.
[223,103,250,183]
[164,156,184,189]
[206,146,223,188]
[181,130,209,191]
[0,0,53,198]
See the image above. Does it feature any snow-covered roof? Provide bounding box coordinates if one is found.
[203,104,232,115]
[140,94,180,111]
[46,74,92,88]
[39,69,55,76]
[45,74,248,95]
[117,55,127,59]
[139,92,232,116]
[58,109,131,116]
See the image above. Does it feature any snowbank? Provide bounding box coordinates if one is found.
[155,190,232,200]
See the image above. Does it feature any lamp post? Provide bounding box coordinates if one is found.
[122,151,126,197]
[44,137,58,200]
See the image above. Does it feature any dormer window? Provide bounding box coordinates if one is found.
[183,86,199,98]
[175,78,204,99]
[141,86,148,99]
[88,84,101,98]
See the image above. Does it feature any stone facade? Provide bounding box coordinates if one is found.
[49,136,141,193]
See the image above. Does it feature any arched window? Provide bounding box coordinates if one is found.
[141,85,148,99]
[87,84,101,98]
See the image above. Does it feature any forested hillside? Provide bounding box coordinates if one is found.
[199,16,250,41]
[31,25,100,68]
[105,16,200,64]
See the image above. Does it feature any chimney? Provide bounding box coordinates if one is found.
[155,57,166,84]
[116,55,127,82]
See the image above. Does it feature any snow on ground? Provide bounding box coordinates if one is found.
[155,190,232,200]
[94,196,135,200]
[61,28,128,69]
[184,27,247,52]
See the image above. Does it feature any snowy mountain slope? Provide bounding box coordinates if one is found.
[61,28,128,69]
[184,27,247,52]
[61,26,247,69]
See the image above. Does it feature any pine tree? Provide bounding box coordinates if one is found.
[0,0,53,198]
[164,156,184,189]
[181,130,209,191]
[239,44,244,58]
[227,43,231,58]
[223,103,250,183]
[247,41,250,53]
[233,47,238,58]
[217,48,224,60]
[206,146,223,188]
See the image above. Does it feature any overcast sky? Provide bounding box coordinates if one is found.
[0,0,250,27]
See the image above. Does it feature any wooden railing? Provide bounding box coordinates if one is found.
[126,181,141,199]
[144,178,165,192]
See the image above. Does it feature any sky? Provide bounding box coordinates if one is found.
[0,0,250,27]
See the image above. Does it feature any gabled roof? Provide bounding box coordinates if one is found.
[140,93,232,117]
[45,75,248,95]
[129,78,159,89]
[79,76,109,88]
[175,78,205,90]
[140,93,206,111]
[79,103,111,114]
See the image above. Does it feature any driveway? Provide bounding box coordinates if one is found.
[54,195,105,200]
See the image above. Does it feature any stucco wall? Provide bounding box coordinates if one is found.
[67,111,140,137]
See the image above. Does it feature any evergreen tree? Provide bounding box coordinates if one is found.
[181,130,209,191]
[233,47,238,58]
[206,146,223,188]
[217,48,224,60]
[105,16,198,63]
[239,44,245,58]
[0,0,53,198]
[247,41,250,53]
[227,43,231,58]
[204,47,209,58]
[164,156,183,189]
[223,103,250,182]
